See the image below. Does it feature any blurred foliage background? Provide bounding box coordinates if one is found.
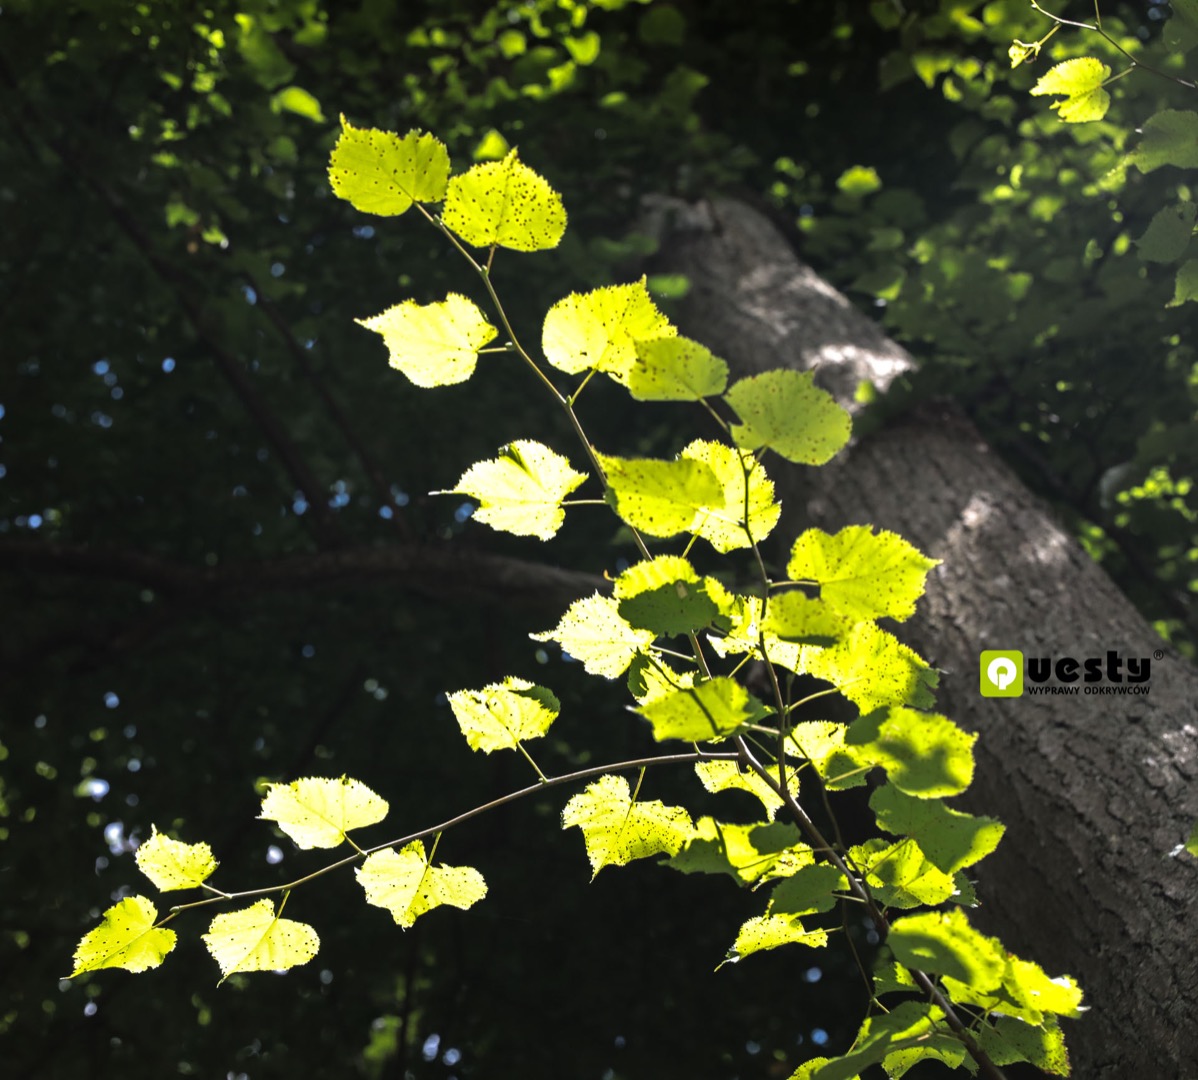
[1,0,1194,1077]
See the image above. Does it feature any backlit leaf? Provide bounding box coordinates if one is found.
[870,782,1004,873]
[328,119,449,215]
[625,336,728,400]
[761,591,849,645]
[785,526,940,622]
[614,556,719,635]
[598,452,723,539]
[438,439,586,540]
[442,149,566,251]
[259,775,389,849]
[786,721,871,790]
[668,817,801,882]
[888,908,1005,991]
[135,825,218,891]
[70,896,176,976]
[680,439,781,552]
[542,279,674,379]
[725,370,851,465]
[847,707,976,797]
[803,622,937,712]
[202,898,319,984]
[638,676,768,742]
[1029,57,1111,123]
[724,912,828,964]
[766,863,846,915]
[694,760,784,820]
[849,837,958,908]
[1130,110,1198,172]
[531,593,655,678]
[356,293,497,388]
[561,773,693,878]
[976,1017,1072,1076]
[792,1002,955,1080]
[447,677,560,753]
[356,841,488,928]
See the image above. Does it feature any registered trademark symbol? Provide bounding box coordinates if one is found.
[1154,650,1165,660]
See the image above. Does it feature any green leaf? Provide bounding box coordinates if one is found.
[803,623,937,713]
[766,863,846,915]
[1029,57,1111,123]
[668,818,802,882]
[1169,259,1198,306]
[442,148,566,251]
[694,760,784,820]
[680,439,781,552]
[542,278,675,379]
[638,676,768,742]
[888,908,1005,990]
[328,119,449,216]
[761,591,850,646]
[70,896,176,976]
[561,774,694,878]
[531,593,655,678]
[847,707,976,797]
[625,336,728,400]
[1165,0,1198,52]
[437,439,586,540]
[786,721,871,790]
[447,677,560,753]
[724,912,828,965]
[202,898,320,984]
[785,526,940,622]
[598,452,723,539]
[356,840,488,928]
[975,1017,1072,1075]
[1186,820,1198,856]
[258,775,389,850]
[724,370,851,464]
[849,837,959,907]
[627,654,695,703]
[1136,202,1197,264]
[270,85,325,123]
[135,825,218,891]
[614,556,719,635]
[1130,110,1198,173]
[356,293,498,387]
[791,1002,953,1080]
[870,783,1004,873]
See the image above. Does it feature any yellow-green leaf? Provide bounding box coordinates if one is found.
[668,817,803,882]
[447,677,560,753]
[724,370,851,465]
[70,896,176,976]
[135,825,218,891]
[870,783,1004,873]
[356,840,488,928]
[803,622,937,712]
[614,556,719,636]
[531,593,655,678]
[438,439,587,540]
[356,293,497,388]
[202,898,320,984]
[786,721,871,790]
[598,452,723,539]
[850,837,959,908]
[258,775,389,849]
[786,525,940,622]
[442,149,566,251]
[625,336,728,400]
[328,119,449,216]
[1029,57,1111,123]
[561,773,694,878]
[694,760,784,821]
[724,912,828,965]
[848,707,976,797]
[542,278,675,379]
[680,439,781,552]
[888,908,1006,991]
[638,676,768,742]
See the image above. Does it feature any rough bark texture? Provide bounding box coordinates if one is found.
[650,196,1198,1077]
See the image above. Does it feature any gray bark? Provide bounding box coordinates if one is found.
[650,196,1198,1077]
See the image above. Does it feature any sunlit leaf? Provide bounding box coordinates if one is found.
[625,336,728,400]
[785,526,940,622]
[870,783,1004,873]
[1029,57,1111,123]
[724,370,851,465]
[975,1017,1072,1076]
[668,817,801,882]
[561,773,693,877]
[888,908,1005,991]
[766,863,846,915]
[531,593,655,678]
[135,825,218,891]
[356,293,497,388]
[542,278,675,379]
[598,452,722,539]
[259,775,389,849]
[442,149,566,251]
[680,439,781,552]
[202,898,319,984]
[437,439,586,540]
[356,841,487,928]
[614,556,720,635]
[803,622,937,712]
[447,677,560,753]
[760,591,849,645]
[638,676,768,742]
[724,912,827,964]
[786,721,871,790]
[791,1002,956,1080]
[694,760,784,820]
[70,896,176,976]
[849,837,959,908]
[328,119,449,215]
[848,707,976,797]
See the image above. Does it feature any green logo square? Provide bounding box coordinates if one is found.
[980,650,1023,697]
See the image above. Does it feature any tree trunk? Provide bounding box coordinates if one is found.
[650,196,1198,1077]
